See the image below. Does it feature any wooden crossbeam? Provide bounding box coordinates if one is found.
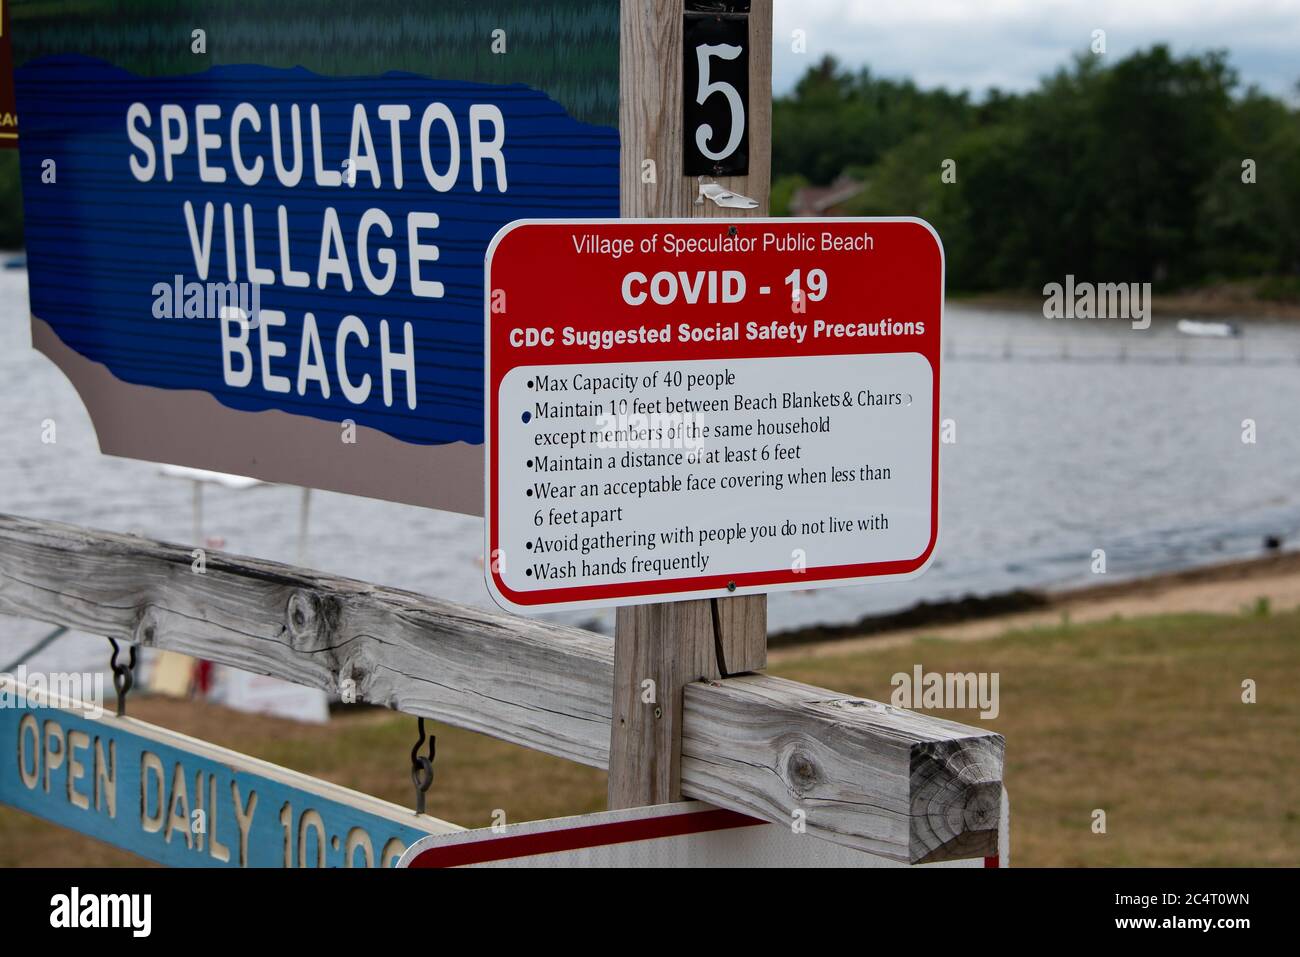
[0,514,1002,862]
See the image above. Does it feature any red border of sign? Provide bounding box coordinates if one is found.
[484,218,944,612]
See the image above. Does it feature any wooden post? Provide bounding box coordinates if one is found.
[608,0,773,809]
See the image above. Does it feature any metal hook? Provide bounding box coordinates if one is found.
[107,637,137,717]
[410,717,435,816]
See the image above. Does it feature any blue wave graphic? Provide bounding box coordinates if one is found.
[15,55,619,445]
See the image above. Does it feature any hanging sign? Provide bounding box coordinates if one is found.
[0,677,460,867]
[484,217,944,611]
[401,800,1000,867]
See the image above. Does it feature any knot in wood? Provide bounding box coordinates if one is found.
[785,749,821,795]
[960,781,1001,833]
[342,645,376,700]
[133,605,160,646]
[285,590,338,650]
[831,698,890,715]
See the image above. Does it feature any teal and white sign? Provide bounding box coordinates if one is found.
[0,678,460,866]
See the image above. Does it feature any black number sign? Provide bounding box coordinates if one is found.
[682,12,749,177]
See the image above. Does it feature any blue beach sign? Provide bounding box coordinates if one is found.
[11,2,619,514]
[0,677,461,867]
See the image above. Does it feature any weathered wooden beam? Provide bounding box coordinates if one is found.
[0,513,612,768]
[683,677,1004,861]
[0,514,1002,862]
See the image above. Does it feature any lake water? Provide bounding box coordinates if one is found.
[3,268,1299,674]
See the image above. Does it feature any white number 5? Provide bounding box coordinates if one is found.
[693,43,745,162]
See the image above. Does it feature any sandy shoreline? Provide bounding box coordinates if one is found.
[770,549,1300,662]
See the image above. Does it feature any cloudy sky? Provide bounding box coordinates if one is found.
[773,0,1300,100]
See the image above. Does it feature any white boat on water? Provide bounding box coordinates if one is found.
[1177,318,1241,338]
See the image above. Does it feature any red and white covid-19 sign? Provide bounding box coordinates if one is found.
[484,218,943,612]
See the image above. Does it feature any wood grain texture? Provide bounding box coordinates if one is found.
[683,676,1003,861]
[713,594,767,673]
[608,601,718,806]
[607,593,765,807]
[620,0,689,217]
[0,513,1002,862]
[0,513,612,768]
[909,735,1004,863]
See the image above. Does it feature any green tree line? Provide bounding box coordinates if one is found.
[4,40,1298,295]
[774,46,1300,294]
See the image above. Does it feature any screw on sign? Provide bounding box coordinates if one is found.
[483,217,944,612]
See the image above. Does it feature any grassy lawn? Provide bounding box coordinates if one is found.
[775,608,1299,866]
[3,607,1296,866]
